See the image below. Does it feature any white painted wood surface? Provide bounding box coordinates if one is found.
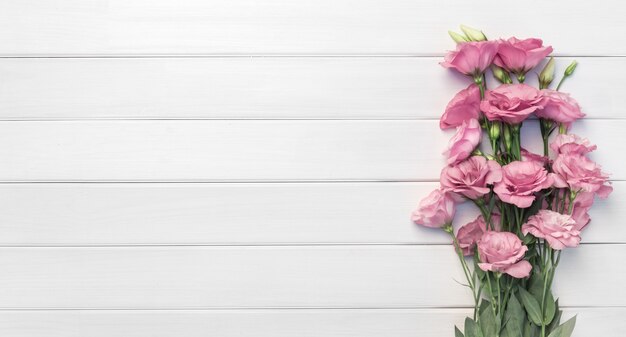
[0,308,618,337]
[0,182,622,245]
[0,57,621,120]
[0,245,623,308]
[1,0,624,335]
[0,0,624,56]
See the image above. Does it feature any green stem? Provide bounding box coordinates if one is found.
[445,226,480,320]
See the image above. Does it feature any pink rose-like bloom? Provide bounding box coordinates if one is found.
[441,41,499,77]
[477,231,532,278]
[494,161,554,208]
[481,84,545,124]
[568,192,595,231]
[457,214,501,256]
[411,189,456,228]
[440,84,481,130]
[444,118,482,165]
[552,154,612,198]
[440,156,502,199]
[550,134,596,155]
[495,37,553,75]
[536,90,585,125]
[521,148,549,166]
[522,210,581,250]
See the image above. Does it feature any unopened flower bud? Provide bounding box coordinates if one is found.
[448,31,468,44]
[503,125,512,152]
[492,65,512,84]
[539,57,555,89]
[489,122,501,141]
[460,24,487,42]
[564,61,578,77]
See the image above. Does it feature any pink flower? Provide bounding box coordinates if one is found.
[567,191,595,231]
[457,214,501,256]
[550,134,596,155]
[495,37,553,75]
[441,41,499,77]
[444,119,482,165]
[411,189,456,228]
[522,210,581,250]
[552,154,612,198]
[521,148,549,166]
[440,156,502,199]
[477,231,532,278]
[536,90,585,125]
[440,84,481,129]
[480,84,545,124]
[494,161,554,208]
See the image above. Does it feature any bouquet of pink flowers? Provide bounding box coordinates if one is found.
[412,25,612,337]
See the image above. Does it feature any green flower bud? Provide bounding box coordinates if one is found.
[503,124,512,152]
[448,31,468,44]
[539,57,555,89]
[564,61,578,77]
[460,24,487,42]
[489,122,501,141]
[491,65,512,84]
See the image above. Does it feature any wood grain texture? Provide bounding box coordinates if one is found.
[0,245,623,308]
[0,57,620,120]
[0,308,618,337]
[0,0,624,56]
[0,182,621,245]
[0,119,621,181]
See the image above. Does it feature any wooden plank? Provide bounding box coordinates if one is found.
[0,308,618,337]
[0,245,623,308]
[0,0,623,56]
[0,57,619,120]
[0,120,622,181]
[0,181,621,245]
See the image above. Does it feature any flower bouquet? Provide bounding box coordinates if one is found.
[412,25,612,337]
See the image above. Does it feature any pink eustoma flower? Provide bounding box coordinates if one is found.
[441,41,499,77]
[552,154,612,198]
[537,89,585,125]
[411,189,456,228]
[495,37,553,75]
[477,231,532,278]
[550,134,596,156]
[522,210,581,250]
[440,84,481,130]
[457,214,501,256]
[493,161,554,208]
[440,156,502,200]
[481,84,545,124]
[567,191,595,231]
[444,118,482,165]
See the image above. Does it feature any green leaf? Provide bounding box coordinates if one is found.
[547,300,562,334]
[547,315,576,337]
[528,271,545,302]
[502,294,524,337]
[519,287,543,326]
[479,303,498,337]
[464,317,484,337]
[543,291,556,324]
[455,325,465,337]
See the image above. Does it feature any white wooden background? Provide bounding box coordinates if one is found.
[1,0,625,335]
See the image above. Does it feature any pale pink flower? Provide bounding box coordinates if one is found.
[552,154,612,198]
[567,192,595,231]
[411,189,456,228]
[440,84,481,130]
[521,148,549,166]
[481,84,545,124]
[477,231,532,278]
[522,210,581,250]
[441,41,499,77]
[537,90,585,125]
[444,119,482,165]
[493,161,554,208]
[457,214,501,256]
[495,37,553,75]
[550,134,596,155]
[440,156,502,199]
